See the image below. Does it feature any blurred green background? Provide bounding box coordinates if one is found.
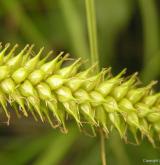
[0,0,160,165]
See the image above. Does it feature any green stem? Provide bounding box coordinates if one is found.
[85,0,99,71]
[85,1,106,165]
[138,0,159,82]
[59,0,89,61]
[100,129,107,165]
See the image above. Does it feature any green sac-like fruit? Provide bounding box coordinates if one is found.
[0,43,160,145]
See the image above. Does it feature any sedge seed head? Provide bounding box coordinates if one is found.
[0,43,160,146]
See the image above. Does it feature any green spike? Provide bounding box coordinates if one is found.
[0,43,10,65]
[109,112,126,138]
[80,103,97,125]
[6,45,29,71]
[0,66,10,81]
[74,89,92,103]
[56,86,75,102]
[28,96,43,122]
[4,44,18,62]
[0,90,10,119]
[63,101,80,126]
[40,52,63,77]
[103,96,119,113]
[90,91,106,106]
[24,47,44,72]
[37,50,53,67]
[47,101,62,123]
[95,106,109,135]
[28,69,44,85]
[56,58,82,78]
[96,69,126,96]
[112,72,138,101]
[21,44,34,65]
[127,81,157,104]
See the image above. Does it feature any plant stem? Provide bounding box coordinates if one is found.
[85,0,99,71]
[100,129,107,165]
[138,0,159,82]
[59,0,89,61]
[85,0,106,165]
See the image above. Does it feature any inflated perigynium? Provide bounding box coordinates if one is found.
[0,43,160,145]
